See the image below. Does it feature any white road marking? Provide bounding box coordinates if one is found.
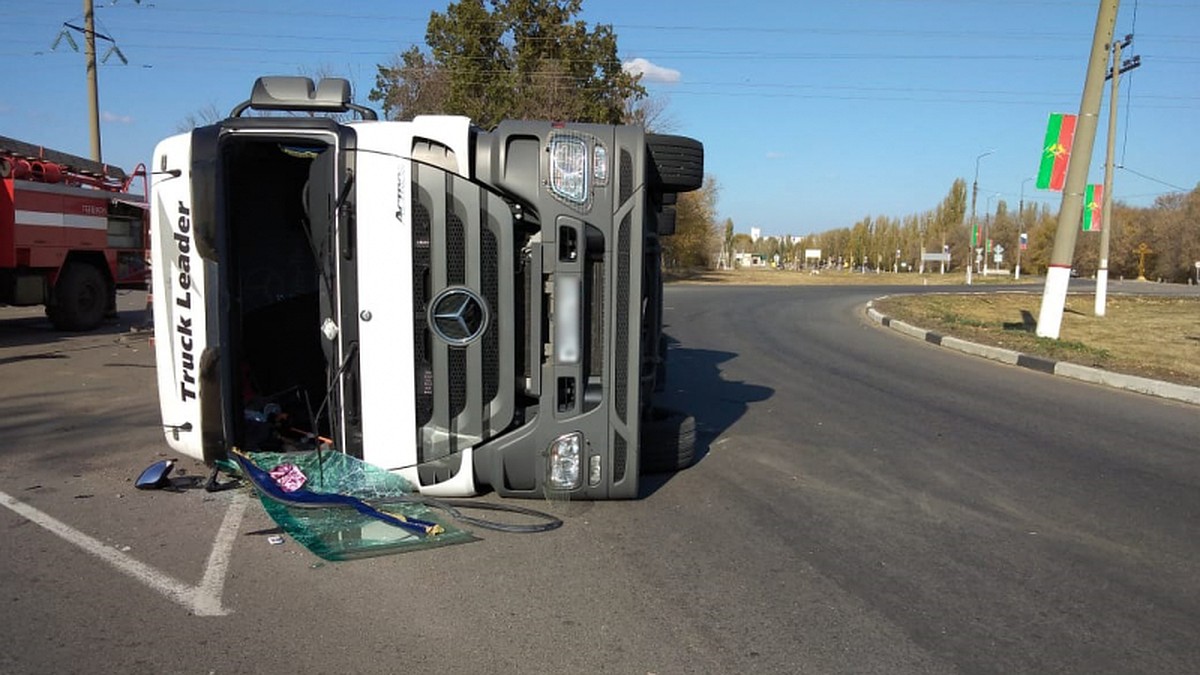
[193,490,249,616]
[0,489,249,617]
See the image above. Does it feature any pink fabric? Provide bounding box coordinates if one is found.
[268,463,307,493]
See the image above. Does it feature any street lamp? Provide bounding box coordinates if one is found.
[968,149,995,284]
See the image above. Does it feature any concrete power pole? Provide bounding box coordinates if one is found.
[84,0,102,162]
[1036,0,1120,339]
[1095,34,1140,317]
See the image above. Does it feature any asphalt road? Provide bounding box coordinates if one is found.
[1,286,1197,674]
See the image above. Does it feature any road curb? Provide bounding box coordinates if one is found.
[866,300,1200,407]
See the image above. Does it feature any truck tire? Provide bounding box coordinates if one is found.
[647,134,704,193]
[641,406,696,474]
[49,262,110,331]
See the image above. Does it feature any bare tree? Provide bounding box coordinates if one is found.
[175,103,223,132]
[624,93,677,133]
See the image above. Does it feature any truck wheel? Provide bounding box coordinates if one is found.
[641,406,696,474]
[647,135,704,193]
[49,263,110,331]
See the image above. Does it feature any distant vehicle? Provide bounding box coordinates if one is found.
[1,135,149,330]
[150,76,704,499]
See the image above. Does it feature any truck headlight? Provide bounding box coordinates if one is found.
[547,432,583,491]
[547,133,589,205]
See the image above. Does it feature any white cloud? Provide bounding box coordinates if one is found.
[101,111,134,124]
[766,151,785,160]
[622,58,681,84]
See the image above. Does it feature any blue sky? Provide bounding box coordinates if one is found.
[4,0,1196,235]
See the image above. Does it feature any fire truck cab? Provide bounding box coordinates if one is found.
[0,135,149,330]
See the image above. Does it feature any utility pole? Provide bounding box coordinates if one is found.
[1095,33,1140,317]
[54,0,137,161]
[1036,0,1119,339]
[84,0,101,161]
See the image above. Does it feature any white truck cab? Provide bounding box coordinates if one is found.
[151,77,702,499]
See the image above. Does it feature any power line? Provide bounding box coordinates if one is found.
[1117,165,1189,191]
[8,51,1198,111]
[8,7,1200,44]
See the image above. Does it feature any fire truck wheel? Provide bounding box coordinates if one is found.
[640,406,696,474]
[49,263,110,331]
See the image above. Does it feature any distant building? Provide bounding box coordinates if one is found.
[750,227,761,243]
[734,251,768,268]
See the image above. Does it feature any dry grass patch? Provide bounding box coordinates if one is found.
[873,293,1200,386]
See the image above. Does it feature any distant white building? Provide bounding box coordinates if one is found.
[750,227,761,243]
[734,251,768,268]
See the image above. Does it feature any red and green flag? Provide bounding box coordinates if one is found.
[1082,183,1103,231]
[1036,113,1077,191]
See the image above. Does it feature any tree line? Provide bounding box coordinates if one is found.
[797,181,1200,282]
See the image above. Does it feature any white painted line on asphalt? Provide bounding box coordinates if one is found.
[193,490,249,616]
[0,488,197,609]
[0,489,248,617]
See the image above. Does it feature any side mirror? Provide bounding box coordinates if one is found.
[134,459,175,490]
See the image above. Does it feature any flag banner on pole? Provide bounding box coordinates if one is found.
[1036,113,1077,191]
[1019,232,1028,250]
[1082,183,1104,231]
[970,223,977,248]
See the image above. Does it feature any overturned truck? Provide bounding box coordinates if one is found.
[151,77,703,499]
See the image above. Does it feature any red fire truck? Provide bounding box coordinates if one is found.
[1,134,149,330]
